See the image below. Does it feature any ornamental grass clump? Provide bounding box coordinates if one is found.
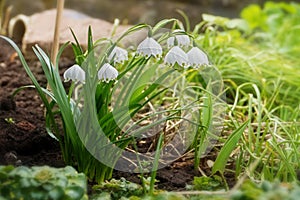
[0,18,224,183]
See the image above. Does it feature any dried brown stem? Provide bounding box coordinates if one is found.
[51,0,65,66]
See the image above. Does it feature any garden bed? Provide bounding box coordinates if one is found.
[1,2,300,199]
[0,39,235,192]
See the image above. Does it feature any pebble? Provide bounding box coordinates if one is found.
[0,62,6,68]
[4,151,18,165]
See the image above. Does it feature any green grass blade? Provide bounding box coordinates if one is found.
[212,120,249,174]
[149,133,164,195]
[176,9,191,32]
[116,23,149,43]
[152,18,177,34]
[87,26,93,53]
[70,28,83,54]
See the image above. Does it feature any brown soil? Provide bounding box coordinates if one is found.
[0,39,65,168]
[0,38,235,191]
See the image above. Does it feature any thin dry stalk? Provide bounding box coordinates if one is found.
[45,0,64,113]
[51,0,65,65]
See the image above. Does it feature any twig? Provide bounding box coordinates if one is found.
[45,0,64,115]
[198,166,207,177]
[51,0,65,66]
[2,5,12,35]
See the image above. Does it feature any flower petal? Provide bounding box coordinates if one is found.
[63,64,85,83]
[164,46,188,67]
[98,63,118,82]
[167,35,190,48]
[108,46,128,64]
[187,47,209,68]
[137,37,162,58]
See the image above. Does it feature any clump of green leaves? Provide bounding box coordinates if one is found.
[91,178,143,200]
[0,165,88,200]
[91,177,191,200]
[91,191,188,200]
[192,176,224,191]
[231,180,300,200]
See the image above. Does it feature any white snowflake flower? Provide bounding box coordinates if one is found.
[98,63,118,82]
[137,37,162,58]
[63,64,85,83]
[108,46,128,64]
[187,47,209,68]
[164,46,188,68]
[167,35,190,48]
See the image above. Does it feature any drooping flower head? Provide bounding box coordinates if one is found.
[164,46,188,68]
[108,46,128,64]
[63,64,85,83]
[187,47,209,68]
[98,63,118,82]
[167,35,190,48]
[137,37,162,58]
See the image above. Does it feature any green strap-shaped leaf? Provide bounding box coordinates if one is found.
[212,120,249,174]
[152,18,177,34]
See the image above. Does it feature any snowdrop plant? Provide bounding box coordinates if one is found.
[97,63,118,82]
[167,35,190,47]
[136,36,162,58]
[164,46,189,67]
[164,30,211,69]
[108,46,128,64]
[187,46,209,68]
[63,64,85,83]
[0,18,217,183]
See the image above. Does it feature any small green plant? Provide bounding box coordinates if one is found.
[92,177,143,200]
[231,180,300,200]
[4,117,15,124]
[192,176,224,191]
[0,165,88,200]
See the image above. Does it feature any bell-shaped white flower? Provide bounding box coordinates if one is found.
[137,37,162,58]
[108,46,128,64]
[63,64,85,83]
[187,47,209,68]
[164,46,188,68]
[167,35,190,48]
[98,63,118,82]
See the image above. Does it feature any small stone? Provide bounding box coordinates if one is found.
[0,62,6,68]
[15,160,22,166]
[16,121,36,131]
[206,160,214,168]
[4,151,18,165]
